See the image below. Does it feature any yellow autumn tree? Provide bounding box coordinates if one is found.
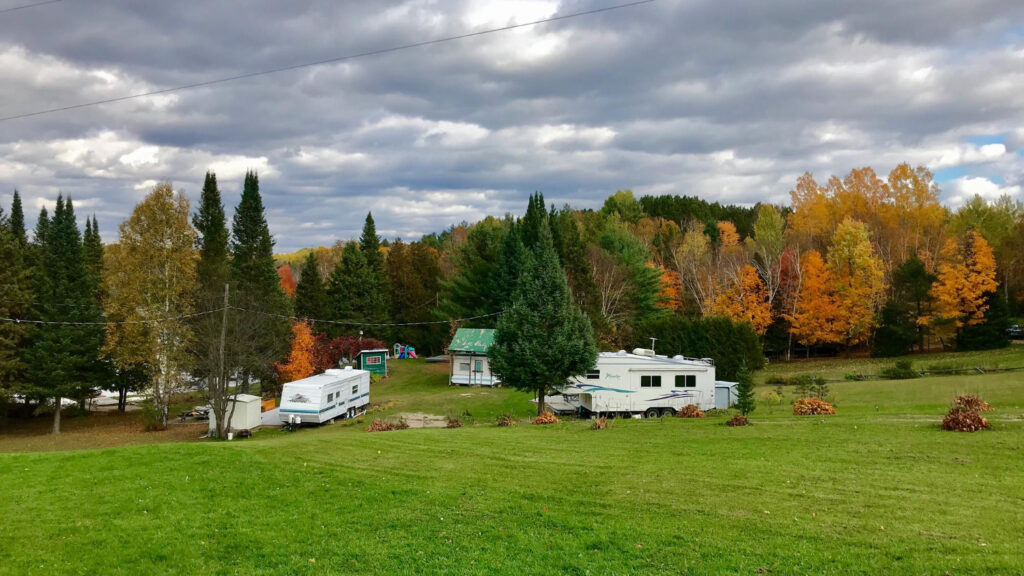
[827,218,885,351]
[786,250,842,348]
[930,231,998,334]
[275,321,316,383]
[712,264,773,334]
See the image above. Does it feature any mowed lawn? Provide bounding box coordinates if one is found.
[1,357,1023,575]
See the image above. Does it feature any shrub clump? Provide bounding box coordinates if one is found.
[676,404,706,418]
[365,418,409,432]
[793,398,836,416]
[954,394,993,413]
[726,414,750,427]
[444,416,463,429]
[496,413,517,427]
[590,417,609,430]
[532,412,561,425]
[880,359,919,380]
[942,406,990,432]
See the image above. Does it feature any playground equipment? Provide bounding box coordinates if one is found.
[393,343,418,359]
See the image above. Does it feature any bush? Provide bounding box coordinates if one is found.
[726,414,750,427]
[793,398,836,415]
[941,406,990,432]
[365,418,409,432]
[590,417,609,430]
[880,360,919,380]
[954,394,993,413]
[533,412,561,425]
[444,416,463,429]
[140,402,166,432]
[496,413,517,427]
[676,404,706,418]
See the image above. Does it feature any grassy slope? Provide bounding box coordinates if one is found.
[1,357,1023,575]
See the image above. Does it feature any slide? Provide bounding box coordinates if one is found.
[408,351,418,359]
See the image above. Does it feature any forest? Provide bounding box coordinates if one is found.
[1,163,1021,435]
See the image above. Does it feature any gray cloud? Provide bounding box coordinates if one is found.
[1,0,1023,250]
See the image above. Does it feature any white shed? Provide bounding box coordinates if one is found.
[209,394,263,434]
[714,381,738,409]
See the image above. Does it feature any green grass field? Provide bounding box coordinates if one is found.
[2,351,1023,575]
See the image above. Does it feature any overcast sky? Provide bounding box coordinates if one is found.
[2,0,1023,251]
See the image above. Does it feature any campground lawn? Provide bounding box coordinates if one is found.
[2,353,1024,575]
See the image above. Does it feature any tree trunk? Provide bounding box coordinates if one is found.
[117,386,127,412]
[537,389,546,416]
[52,397,61,435]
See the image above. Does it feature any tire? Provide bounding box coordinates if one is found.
[606,411,617,419]
[644,408,660,419]
[661,407,676,418]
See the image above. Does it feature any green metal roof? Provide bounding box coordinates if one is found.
[449,328,495,354]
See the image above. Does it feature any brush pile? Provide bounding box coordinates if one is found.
[676,404,706,418]
[792,398,836,415]
[532,412,561,425]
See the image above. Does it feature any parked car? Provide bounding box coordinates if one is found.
[1008,324,1024,339]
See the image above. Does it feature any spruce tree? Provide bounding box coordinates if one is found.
[489,224,597,415]
[520,192,548,250]
[734,363,755,416]
[9,190,26,247]
[82,216,104,300]
[194,171,231,297]
[327,242,368,334]
[0,213,33,406]
[26,197,104,433]
[491,221,527,308]
[229,171,290,390]
[360,212,383,272]
[295,250,328,321]
[359,212,390,333]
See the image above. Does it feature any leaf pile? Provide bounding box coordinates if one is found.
[365,418,409,432]
[590,417,609,430]
[532,412,561,425]
[496,414,517,427]
[726,414,750,427]
[676,404,706,418]
[444,416,463,429]
[954,394,993,413]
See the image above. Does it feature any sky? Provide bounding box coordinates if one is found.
[1,0,1023,252]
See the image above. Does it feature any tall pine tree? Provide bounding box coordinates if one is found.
[359,212,390,333]
[295,250,328,321]
[9,190,26,247]
[0,201,33,408]
[194,171,231,298]
[489,224,597,415]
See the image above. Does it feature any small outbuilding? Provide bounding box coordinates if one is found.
[714,381,738,409]
[209,394,263,434]
[448,328,500,386]
[358,348,389,376]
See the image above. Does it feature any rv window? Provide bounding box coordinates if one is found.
[352,384,358,394]
[675,375,697,388]
[327,392,334,402]
[641,375,662,387]
[586,370,600,380]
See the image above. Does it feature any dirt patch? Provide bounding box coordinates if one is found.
[396,412,447,428]
[0,411,207,453]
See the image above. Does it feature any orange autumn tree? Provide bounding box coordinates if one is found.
[277,264,297,297]
[712,264,773,334]
[827,218,885,352]
[786,250,842,348]
[275,321,316,383]
[930,231,998,335]
[655,264,682,312]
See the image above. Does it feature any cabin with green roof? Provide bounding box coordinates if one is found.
[448,328,500,386]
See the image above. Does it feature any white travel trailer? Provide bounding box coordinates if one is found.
[561,349,716,418]
[279,367,370,425]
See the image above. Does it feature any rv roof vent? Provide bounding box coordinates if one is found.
[632,348,656,357]
[344,366,353,370]
[325,369,343,375]
[673,355,685,361]
[617,350,627,356]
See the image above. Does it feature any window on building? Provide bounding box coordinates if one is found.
[352,385,358,394]
[641,375,662,387]
[675,375,696,388]
[459,362,470,371]
[365,355,381,366]
[586,370,600,380]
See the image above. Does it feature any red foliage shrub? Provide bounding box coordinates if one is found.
[676,404,706,418]
[726,414,750,427]
[954,394,993,413]
[532,412,561,425]
[793,398,836,415]
[941,407,990,432]
[312,333,387,373]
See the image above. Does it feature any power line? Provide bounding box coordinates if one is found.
[228,305,502,327]
[0,0,657,123]
[0,308,226,326]
[0,0,65,15]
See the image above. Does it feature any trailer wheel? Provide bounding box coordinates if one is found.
[661,407,676,418]
[605,411,616,419]
[644,408,660,419]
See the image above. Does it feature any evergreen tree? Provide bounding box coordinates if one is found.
[26,197,105,433]
[229,171,290,390]
[194,171,231,297]
[957,291,1011,351]
[295,250,328,321]
[327,242,368,335]
[491,221,528,308]
[550,206,602,329]
[360,212,383,272]
[520,192,548,250]
[0,214,33,407]
[734,363,755,416]
[82,216,104,300]
[872,301,917,357]
[436,217,506,326]
[358,212,390,331]
[33,207,49,249]
[9,190,26,247]
[891,253,936,352]
[489,225,597,416]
